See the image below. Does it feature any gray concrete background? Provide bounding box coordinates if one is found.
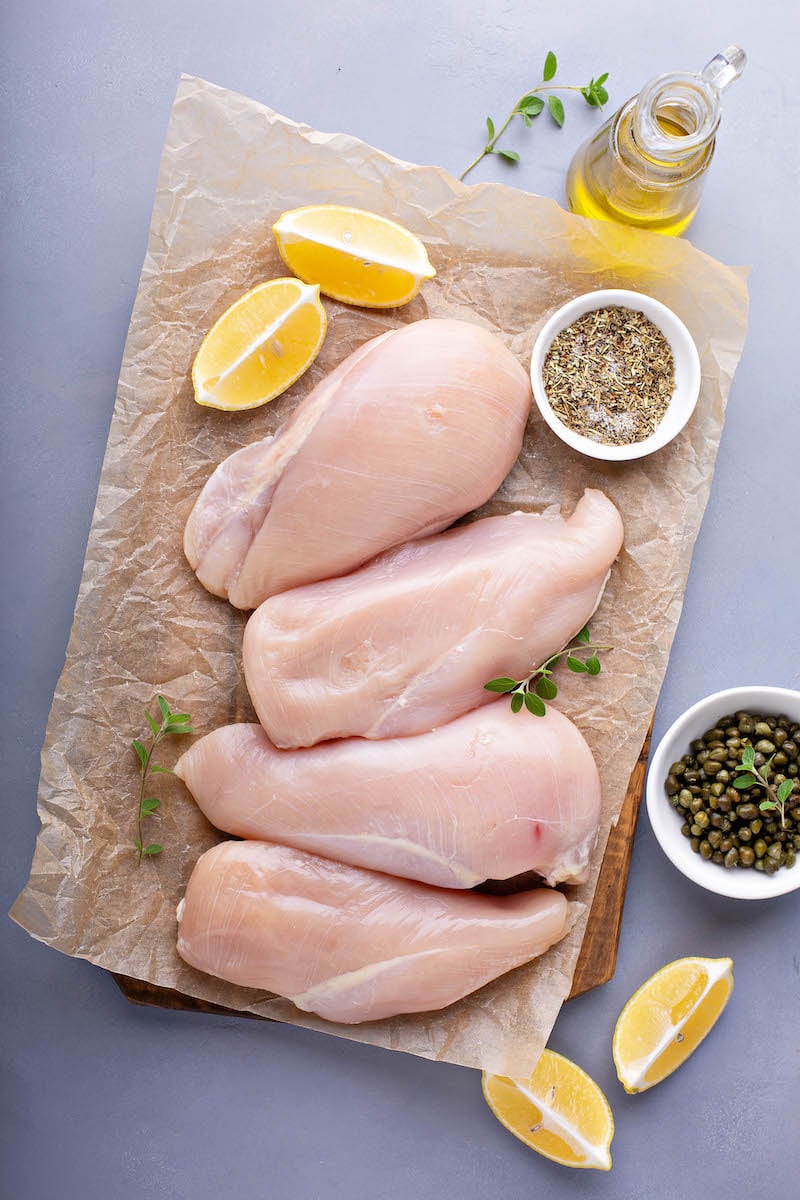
[3,2,799,1197]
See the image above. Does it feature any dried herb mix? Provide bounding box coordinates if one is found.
[542,306,675,445]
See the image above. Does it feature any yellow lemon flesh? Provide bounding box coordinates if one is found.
[273,205,436,308]
[192,278,327,411]
[612,956,733,1094]
[482,1049,614,1171]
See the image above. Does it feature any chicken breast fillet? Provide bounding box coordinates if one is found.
[175,703,601,888]
[244,488,623,747]
[184,319,532,609]
[176,840,571,1024]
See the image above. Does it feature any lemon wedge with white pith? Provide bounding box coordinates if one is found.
[192,278,326,411]
[613,956,734,1094]
[482,1050,614,1171]
[273,205,436,308]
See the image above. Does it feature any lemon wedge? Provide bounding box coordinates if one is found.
[273,205,436,308]
[612,956,734,1094]
[192,278,327,411]
[482,1050,614,1171]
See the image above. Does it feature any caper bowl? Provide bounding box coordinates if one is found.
[646,686,800,900]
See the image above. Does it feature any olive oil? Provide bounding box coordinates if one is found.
[566,47,745,236]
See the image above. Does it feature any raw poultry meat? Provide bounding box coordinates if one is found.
[244,488,623,747]
[175,702,601,887]
[176,840,572,1023]
[184,318,532,608]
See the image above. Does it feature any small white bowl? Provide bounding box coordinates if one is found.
[646,686,800,900]
[529,288,701,462]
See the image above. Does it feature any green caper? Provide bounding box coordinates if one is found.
[773,752,789,767]
[710,812,725,828]
[719,837,734,853]
[717,795,733,813]
[708,746,728,762]
[694,811,710,829]
[736,803,758,821]
[738,716,755,735]
[755,739,776,755]
[785,848,797,869]
[782,740,798,760]
[749,819,763,836]
[670,760,686,777]
[699,840,713,860]
[724,847,739,868]
[712,851,724,864]
[754,838,768,859]
[665,775,681,796]
[754,721,772,737]
[681,823,691,838]
[738,827,752,843]
[690,797,704,814]
[710,782,725,797]
[767,843,783,861]
[707,830,723,849]
[726,737,741,751]
[773,729,788,746]
[754,858,766,872]
[690,823,703,837]
[690,837,700,853]
[678,789,693,808]
[739,846,755,867]
[703,760,722,776]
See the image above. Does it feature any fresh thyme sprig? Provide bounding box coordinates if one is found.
[733,744,796,830]
[131,695,193,862]
[459,52,609,181]
[484,625,611,716]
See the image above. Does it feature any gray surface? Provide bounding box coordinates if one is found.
[3,2,799,1197]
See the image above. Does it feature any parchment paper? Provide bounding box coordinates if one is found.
[10,75,749,1076]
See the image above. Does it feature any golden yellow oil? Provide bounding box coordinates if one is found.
[566,105,713,237]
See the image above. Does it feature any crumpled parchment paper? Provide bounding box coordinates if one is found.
[10,75,749,1076]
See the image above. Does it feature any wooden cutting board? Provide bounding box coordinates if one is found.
[112,724,651,1014]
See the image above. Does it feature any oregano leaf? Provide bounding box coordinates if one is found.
[576,626,591,644]
[140,797,160,816]
[497,149,520,163]
[536,676,558,700]
[524,692,547,717]
[132,738,147,767]
[157,695,171,721]
[547,95,565,127]
[566,656,588,673]
[543,51,557,81]
[733,774,756,789]
[777,779,795,802]
[586,656,601,676]
[485,678,519,693]
[143,844,163,856]
[486,116,495,141]
[510,692,524,714]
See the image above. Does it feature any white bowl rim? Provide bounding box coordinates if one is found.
[646,685,800,900]
[529,287,702,462]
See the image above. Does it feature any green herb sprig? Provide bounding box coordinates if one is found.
[132,695,193,862]
[484,625,611,716]
[733,744,795,829]
[459,52,609,181]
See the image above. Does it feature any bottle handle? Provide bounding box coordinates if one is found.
[701,45,746,92]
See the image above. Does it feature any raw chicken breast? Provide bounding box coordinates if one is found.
[184,319,532,608]
[176,840,571,1023]
[175,703,601,888]
[244,488,623,747]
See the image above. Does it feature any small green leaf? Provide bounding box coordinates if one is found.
[157,695,172,721]
[145,711,160,736]
[485,678,519,694]
[586,656,601,676]
[518,94,545,117]
[596,72,609,86]
[524,692,546,716]
[763,754,775,777]
[777,779,795,802]
[510,692,524,714]
[595,85,609,105]
[133,838,143,854]
[497,149,520,163]
[547,95,565,127]
[536,676,558,700]
[143,843,163,856]
[167,712,192,723]
[543,656,560,673]
[132,738,147,767]
[732,774,756,789]
[140,797,160,816]
[521,113,532,128]
[566,656,588,673]
[543,51,557,81]
[759,799,777,811]
[576,626,591,644]
[486,116,495,142]
[150,764,174,775]
[741,745,755,769]
[166,722,193,735]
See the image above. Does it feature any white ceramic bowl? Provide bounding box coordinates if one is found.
[646,686,800,900]
[529,288,701,462]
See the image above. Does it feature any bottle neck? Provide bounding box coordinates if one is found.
[632,72,720,165]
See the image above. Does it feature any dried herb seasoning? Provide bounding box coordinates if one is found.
[542,306,675,445]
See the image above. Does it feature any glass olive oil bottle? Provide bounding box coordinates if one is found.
[566,46,746,236]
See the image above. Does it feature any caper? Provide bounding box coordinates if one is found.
[767,843,783,861]
[716,769,731,784]
[710,812,725,828]
[690,797,704,814]
[788,765,798,778]
[755,739,776,755]
[726,737,741,751]
[696,749,710,765]
[681,822,691,838]
[717,796,733,813]
[720,818,732,833]
[724,847,739,868]
[754,858,766,872]
[708,746,728,762]
[719,715,735,729]
[678,789,693,808]
[704,727,725,742]
[703,760,722,776]
[712,851,724,864]
[773,729,788,746]
[749,819,763,836]
[754,722,772,737]
[754,838,768,859]
[785,848,797,869]
[694,811,710,829]
[782,740,798,760]
[670,760,686,777]
[665,775,681,796]
[690,837,700,853]
[710,782,725,797]
[764,858,779,875]
[720,837,734,853]
[691,739,705,754]
[683,769,700,784]
[773,752,789,768]
[690,823,703,837]
[707,830,723,849]
[736,803,758,821]
[739,846,755,866]
[738,716,755,735]
[699,840,713,860]
[738,827,752,843]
